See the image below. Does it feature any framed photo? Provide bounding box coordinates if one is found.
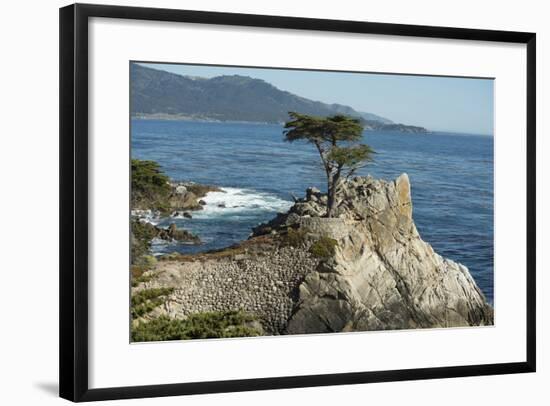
[59,3,536,402]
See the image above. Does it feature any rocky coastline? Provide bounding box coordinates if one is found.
[132,180,221,218]
[131,173,493,338]
[131,179,223,247]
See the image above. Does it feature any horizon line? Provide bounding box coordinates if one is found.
[133,61,494,134]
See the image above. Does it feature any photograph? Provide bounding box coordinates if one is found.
[129,62,495,342]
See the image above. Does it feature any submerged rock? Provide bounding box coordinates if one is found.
[156,223,201,244]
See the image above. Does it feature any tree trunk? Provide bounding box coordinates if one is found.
[326,179,334,218]
[326,170,342,218]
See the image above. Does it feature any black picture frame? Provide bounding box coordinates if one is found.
[59,3,536,402]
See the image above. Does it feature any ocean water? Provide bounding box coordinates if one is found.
[131,119,494,303]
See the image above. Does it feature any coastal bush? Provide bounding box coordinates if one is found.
[131,287,174,319]
[142,254,157,267]
[131,220,157,265]
[131,159,171,211]
[131,311,262,342]
[132,299,164,319]
[131,159,171,197]
[158,252,183,261]
[131,271,157,287]
[132,287,174,306]
[283,227,308,247]
[309,236,338,259]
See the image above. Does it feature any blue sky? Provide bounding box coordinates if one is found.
[140,62,494,135]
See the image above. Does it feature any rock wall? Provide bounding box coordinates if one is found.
[137,243,318,334]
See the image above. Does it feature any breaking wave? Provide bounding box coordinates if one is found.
[193,187,293,219]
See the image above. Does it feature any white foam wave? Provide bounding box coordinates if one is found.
[131,209,160,225]
[194,187,292,218]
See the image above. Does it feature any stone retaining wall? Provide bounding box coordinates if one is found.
[140,246,319,334]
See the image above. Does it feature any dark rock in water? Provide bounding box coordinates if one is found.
[199,199,207,206]
[158,223,200,243]
[217,203,226,208]
[183,212,192,219]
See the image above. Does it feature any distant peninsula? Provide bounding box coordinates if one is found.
[131,64,428,134]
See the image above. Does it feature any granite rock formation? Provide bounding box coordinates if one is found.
[278,174,493,333]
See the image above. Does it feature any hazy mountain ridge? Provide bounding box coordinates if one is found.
[131,64,427,132]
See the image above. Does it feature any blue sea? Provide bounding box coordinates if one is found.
[131,119,494,303]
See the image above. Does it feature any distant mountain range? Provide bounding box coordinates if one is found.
[131,64,427,133]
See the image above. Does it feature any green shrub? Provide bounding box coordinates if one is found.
[131,220,157,265]
[131,159,171,212]
[131,159,171,199]
[309,236,338,259]
[131,311,262,342]
[142,255,157,267]
[131,272,157,287]
[131,287,174,319]
[282,227,308,247]
[132,287,174,306]
[132,299,165,319]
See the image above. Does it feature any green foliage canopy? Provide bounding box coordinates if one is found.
[131,159,171,210]
[284,112,375,217]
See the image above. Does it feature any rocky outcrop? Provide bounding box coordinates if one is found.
[278,174,493,333]
[132,181,222,218]
[136,174,493,335]
[156,223,201,244]
[167,181,222,211]
[134,220,201,245]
